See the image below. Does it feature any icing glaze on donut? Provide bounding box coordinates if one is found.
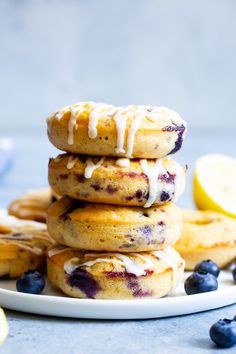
[140,159,165,208]
[152,247,185,288]
[126,112,143,158]
[0,210,54,254]
[88,103,112,139]
[48,245,70,257]
[49,102,185,158]
[116,158,130,167]
[66,155,79,169]
[64,252,154,277]
[84,157,105,179]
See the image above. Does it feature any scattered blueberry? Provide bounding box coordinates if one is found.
[234,315,236,321]
[184,271,218,295]
[194,260,220,278]
[210,319,236,348]
[16,270,45,294]
[233,267,236,283]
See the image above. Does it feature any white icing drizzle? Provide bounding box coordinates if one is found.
[84,157,105,179]
[67,156,79,169]
[64,253,154,277]
[0,239,44,255]
[152,247,185,289]
[49,102,185,157]
[88,103,112,139]
[126,112,143,158]
[113,106,131,153]
[0,210,46,230]
[140,159,165,208]
[48,246,70,258]
[116,158,130,167]
[67,107,78,145]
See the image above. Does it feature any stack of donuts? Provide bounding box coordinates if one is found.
[46,102,187,299]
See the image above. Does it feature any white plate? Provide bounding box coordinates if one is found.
[0,270,235,319]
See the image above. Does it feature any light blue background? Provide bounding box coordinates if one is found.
[1,0,236,135]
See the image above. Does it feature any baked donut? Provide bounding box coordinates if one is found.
[8,188,54,223]
[47,197,182,252]
[174,210,236,270]
[47,102,187,158]
[0,210,55,278]
[48,154,186,207]
[47,245,185,299]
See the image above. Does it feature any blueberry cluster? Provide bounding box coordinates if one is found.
[184,260,236,347]
[184,259,236,295]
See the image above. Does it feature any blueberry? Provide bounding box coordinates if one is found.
[184,271,218,295]
[194,260,220,278]
[233,267,236,282]
[210,319,236,348]
[16,270,45,294]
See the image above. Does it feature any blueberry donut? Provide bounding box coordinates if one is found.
[8,188,55,223]
[47,245,185,299]
[47,197,182,252]
[48,154,186,207]
[175,210,236,270]
[47,102,187,158]
[0,211,55,278]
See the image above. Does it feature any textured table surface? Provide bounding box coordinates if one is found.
[0,134,236,354]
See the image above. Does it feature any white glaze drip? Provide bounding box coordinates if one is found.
[140,159,165,208]
[48,246,70,258]
[0,210,46,230]
[126,112,143,158]
[113,107,131,153]
[84,157,105,179]
[0,239,44,255]
[67,156,79,169]
[88,103,112,139]
[64,252,154,277]
[152,247,185,289]
[48,102,185,157]
[67,107,78,145]
[116,158,130,167]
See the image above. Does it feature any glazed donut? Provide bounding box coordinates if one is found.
[174,210,236,270]
[47,102,187,158]
[0,210,55,278]
[48,154,186,207]
[47,197,182,252]
[47,245,185,299]
[8,188,54,223]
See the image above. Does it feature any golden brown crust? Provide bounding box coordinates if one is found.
[174,209,236,269]
[48,154,185,206]
[47,246,184,299]
[47,197,182,252]
[47,103,186,158]
[0,212,54,278]
[8,188,54,223]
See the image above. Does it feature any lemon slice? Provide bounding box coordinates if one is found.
[0,308,8,345]
[193,154,236,218]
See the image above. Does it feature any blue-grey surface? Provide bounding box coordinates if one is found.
[0,0,236,135]
[0,135,235,354]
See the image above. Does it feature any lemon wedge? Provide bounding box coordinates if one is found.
[194,154,236,218]
[0,308,8,345]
